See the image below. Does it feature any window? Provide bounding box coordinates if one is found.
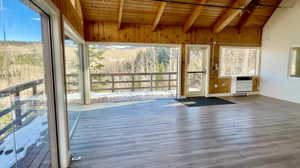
[0,0,54,167]
[289,47,300,78]
[219,46,260,77]
[88,44,179,103]
[63,34,82,138]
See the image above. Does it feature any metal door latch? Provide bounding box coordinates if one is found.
[71,153,82,161]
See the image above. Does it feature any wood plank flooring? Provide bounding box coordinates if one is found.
[70,96,300,168]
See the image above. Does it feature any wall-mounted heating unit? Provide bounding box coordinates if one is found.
[231,76,253,96]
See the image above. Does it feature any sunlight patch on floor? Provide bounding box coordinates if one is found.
[74,100,156,111]
[164,102,185,107]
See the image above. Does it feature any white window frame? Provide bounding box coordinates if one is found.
[64,21,85,105]
[288,45,300,79]
[31,1,85,168]
[22,0,66,167]
[219,46,261,78]
[86,42,182,98]
[185,44,210,97]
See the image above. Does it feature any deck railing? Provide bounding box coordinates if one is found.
[0,72,178,137]
[0,79,43,137]
[89,72,178,92]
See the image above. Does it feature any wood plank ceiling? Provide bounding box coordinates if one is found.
[80,0,282,33]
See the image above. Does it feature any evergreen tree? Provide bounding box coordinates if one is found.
[89,47,105,73]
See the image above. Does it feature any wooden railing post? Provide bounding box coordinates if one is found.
[112,75,115,92]
[32,83,38,110]
[150,73,153,91]
[131,75,135,91]
[168,73,171,90]
[32,84,37,95]
[90,75,93,92]
[14,89,22,126]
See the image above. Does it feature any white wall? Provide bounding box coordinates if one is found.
[260,0,300,103]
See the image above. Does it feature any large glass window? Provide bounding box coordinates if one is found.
[64,35,82,139]
[289,46,300,77]
[219,46,260,77]
[88,44,179,103]
[0,0,53,167]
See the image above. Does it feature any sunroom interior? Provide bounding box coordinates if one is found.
[1,0,300,168]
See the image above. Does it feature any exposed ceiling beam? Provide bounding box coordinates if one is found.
[212,0,252,34]
[237,0,260,30]
[118,0,125,29]
[183,0,208,32]
[152,2,167,31]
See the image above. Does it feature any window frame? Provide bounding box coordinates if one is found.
[185,44,210,97]
[64,18,86,105]
[86,42,182,98]
[31,0,74,167]
[219,46,261,78]
[63,33,84,105]
[6,0,63,167]
[288,45,300,78]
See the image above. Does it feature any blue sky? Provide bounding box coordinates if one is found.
[0,0,42,42]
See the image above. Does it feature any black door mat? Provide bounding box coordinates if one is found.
[176,97,235,107]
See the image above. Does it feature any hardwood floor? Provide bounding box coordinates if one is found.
[69,96,300,168]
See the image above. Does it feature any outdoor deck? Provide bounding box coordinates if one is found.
[67,72,178,103]
[70,96,300,168]
[0,72,178,168]
[0,79,51,168]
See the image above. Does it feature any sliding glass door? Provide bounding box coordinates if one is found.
[63,34,83,141]
[0,0,57,167]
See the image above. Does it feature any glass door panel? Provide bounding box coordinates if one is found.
[188,72,204,96]
[187,45,209,97]
[63,35,82,140]
[0,0,54,167]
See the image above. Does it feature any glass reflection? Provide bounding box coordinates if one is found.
[64,36,81,138]
[0,0,51,167]
[187,46,208,96]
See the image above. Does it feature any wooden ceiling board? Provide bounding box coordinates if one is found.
[159,3,192,26]
[80,0,282,30]
[123,0,159,24]
[244,0,281,27]
[193,8,225,27]
[81,0,119,22]
[193,0,234,27]
[244,15,267,27]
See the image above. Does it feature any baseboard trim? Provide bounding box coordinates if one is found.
[208,92,260,97]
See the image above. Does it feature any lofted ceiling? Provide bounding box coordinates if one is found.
[80,0,282,33]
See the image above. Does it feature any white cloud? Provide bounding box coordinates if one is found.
[32,17,40,21]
